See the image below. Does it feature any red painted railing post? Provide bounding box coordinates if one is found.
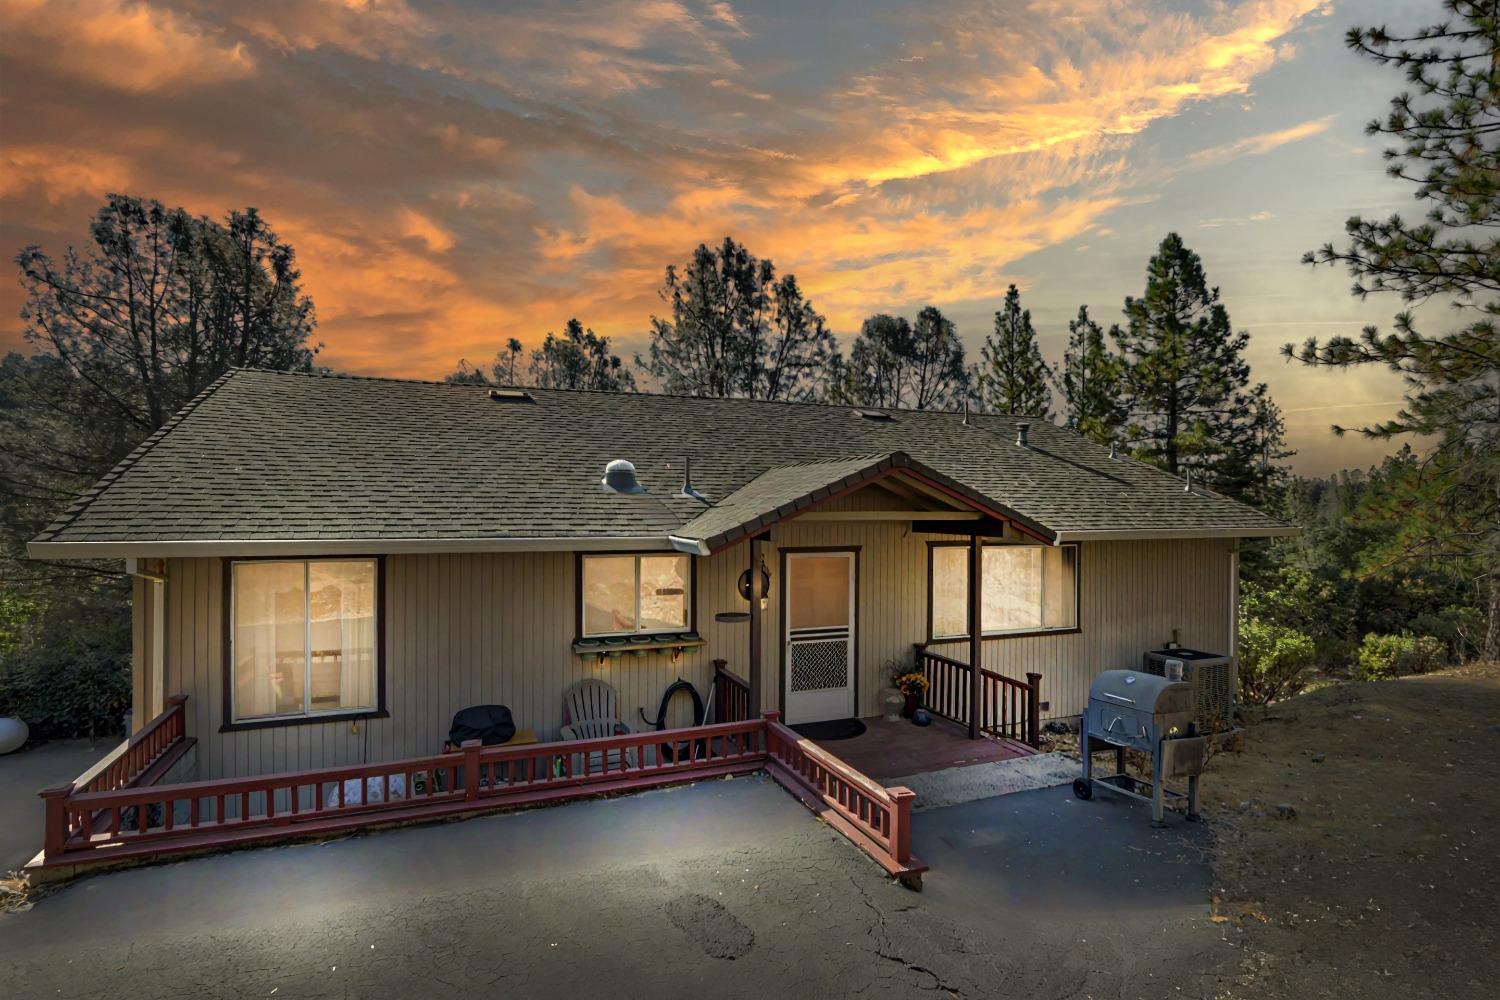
[888,786,915,865]
[462,739,481,800]
[760,710,779,757]
[1026,672,1042,747]
[40,784,72,859]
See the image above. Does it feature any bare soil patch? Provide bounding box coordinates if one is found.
[1203,662,1499,999]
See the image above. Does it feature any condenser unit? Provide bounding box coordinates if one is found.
[1142,648,1234,733]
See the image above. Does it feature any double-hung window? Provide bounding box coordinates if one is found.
[581,554,691,636]
[229,559,380,723]
[930,543,1078,640]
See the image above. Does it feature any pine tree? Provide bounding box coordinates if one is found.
[529,319,636,391]
[1290,1,1500,657]
[1114,233,1287,497]
[1055,305,1127,445]
[978,285,1052,416]
[835,309,969,410]
[637,237,835,401]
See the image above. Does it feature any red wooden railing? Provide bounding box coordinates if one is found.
[36,712,922,886]
[762,713,924,885]
[914,644,1042,747]
[712,659,752,724]
[71,695,190,798]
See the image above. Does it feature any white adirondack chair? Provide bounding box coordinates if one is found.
[560,679,636,770]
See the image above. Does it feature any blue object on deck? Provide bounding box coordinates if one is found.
[911,709,932,727]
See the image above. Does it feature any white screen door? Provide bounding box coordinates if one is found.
[784,551,855,725]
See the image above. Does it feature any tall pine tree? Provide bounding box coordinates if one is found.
[978,285,1052,416]
[637,237,835,401]
[1055,305,1127,445]
[1114,233,1286,497]
[1290,1,1500,657]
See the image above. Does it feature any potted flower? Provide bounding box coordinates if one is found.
[892,670,929,718]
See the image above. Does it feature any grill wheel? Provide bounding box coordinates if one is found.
[1072,778,1093,801]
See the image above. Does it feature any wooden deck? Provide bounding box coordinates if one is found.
[814,716,1035,782]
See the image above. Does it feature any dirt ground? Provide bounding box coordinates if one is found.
[1202,661,1500,999]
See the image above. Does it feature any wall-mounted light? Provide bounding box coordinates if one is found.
[737,560,772,610]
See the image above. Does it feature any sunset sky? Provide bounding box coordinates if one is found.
[0,0,1432,475]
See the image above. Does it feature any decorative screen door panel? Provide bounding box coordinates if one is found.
[784,552,855,725]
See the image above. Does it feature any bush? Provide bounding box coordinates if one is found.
[1354,632,1447,681]
[0,588,131,738]
[1238,614,1316,705]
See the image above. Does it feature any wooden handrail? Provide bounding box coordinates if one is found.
[914,645,1042,747]
[712,659,752,724]
[39,712,924,887]
[70,694,188,795]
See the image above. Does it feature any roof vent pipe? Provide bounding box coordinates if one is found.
[962,399,970,426]
[1183,469,1193,493]
[1016,422,1031,448]
[674,456,711,504]
[1109,440,1119,459]
[601,459,646,494]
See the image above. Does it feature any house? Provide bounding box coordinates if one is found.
[27,369,1292,879]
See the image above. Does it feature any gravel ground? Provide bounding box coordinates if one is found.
[0,773,1237,999]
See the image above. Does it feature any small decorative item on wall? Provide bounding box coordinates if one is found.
[892,670,929,719]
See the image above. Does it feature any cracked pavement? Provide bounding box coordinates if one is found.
[0,775,1236,998]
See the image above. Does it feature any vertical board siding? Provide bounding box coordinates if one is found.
[157,533,1231,780]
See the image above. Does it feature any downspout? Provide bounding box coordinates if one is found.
[125,558,167,726]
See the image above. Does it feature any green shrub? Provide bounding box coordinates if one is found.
[0,588,131,738]
[1354,632,1446,681]
[1238,614,1316,705]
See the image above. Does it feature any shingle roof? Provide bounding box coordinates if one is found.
[29,369,1294,556]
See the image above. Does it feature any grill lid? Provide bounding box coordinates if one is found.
[1088,669,1189,711]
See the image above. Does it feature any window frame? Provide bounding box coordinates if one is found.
[220,556,387,732]
[926,540,1082,643]
[576,552,697,639]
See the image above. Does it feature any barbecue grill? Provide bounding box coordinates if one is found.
[1073,669,1205,826]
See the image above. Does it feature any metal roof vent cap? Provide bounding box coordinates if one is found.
[1016,422,1031,448]
[602,459,646,494]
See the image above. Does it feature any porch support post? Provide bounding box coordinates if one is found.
[747,534,765,718]
[967,533,982,739]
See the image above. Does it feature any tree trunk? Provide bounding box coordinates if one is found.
[1486,563,1500,662]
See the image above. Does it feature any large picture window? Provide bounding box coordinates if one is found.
[581,554,691,636]
[929,543,1078,640]
[230,559,379,723]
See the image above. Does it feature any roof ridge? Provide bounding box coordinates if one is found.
[233,367,1058,420]
[34,369,242,543]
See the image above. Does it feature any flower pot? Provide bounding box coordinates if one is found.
[901,692,921,718]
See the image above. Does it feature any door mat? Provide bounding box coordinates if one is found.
[789,718,867,742]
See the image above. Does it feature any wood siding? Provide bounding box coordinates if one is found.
[153,524,1232,780]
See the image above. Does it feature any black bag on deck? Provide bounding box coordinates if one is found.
[448,704,517,747]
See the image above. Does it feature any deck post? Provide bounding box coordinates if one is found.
[888,786,915,865]
[461,739,481,800]
[1026,672,1042,747]
[747,534,766,718]
[967,534,982,739]
[40,784,72,859]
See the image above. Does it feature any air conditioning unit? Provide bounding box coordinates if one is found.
[1143,648,1234,733]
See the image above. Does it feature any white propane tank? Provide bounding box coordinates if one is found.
[0,716,28,754]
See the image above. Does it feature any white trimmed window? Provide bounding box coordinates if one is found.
[581,554,691,636]
[230,559,379,722]
[930,543,1079,640]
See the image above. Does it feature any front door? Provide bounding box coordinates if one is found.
[784,551,856,725]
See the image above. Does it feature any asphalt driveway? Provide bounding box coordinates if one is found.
[0,741,114,873]
[0,775,1238,999]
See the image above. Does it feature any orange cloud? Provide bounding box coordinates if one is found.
[0,0,254,93]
